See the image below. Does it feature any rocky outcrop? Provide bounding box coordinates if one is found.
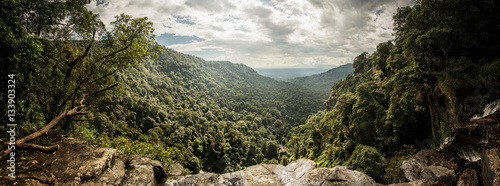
[0,135,167,186]
[164,159,377,186]
[168,162,185,176]
[453,110,500,148]
[121,156,157,186]
[0,133,377,186]
[481,148,500,186]
[400,149,458,184]
[397,110,500,185]
[164,164,280,186]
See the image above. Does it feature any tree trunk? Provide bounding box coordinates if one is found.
[0,95,88,160]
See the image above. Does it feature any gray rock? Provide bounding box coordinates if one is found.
[3,136,168,186]
[232,164,280,185]
[273,159,316,185]
[481,148,500,186]
[424,166,457,184]
[77,148,118,180]
[82,157,126,186]
[164,159,377,186]
[401,159,456,184]
[457,168,478,186]
[48,140,122,184]
[400,158,430,182]
[164,172,222,186]
[302,166,377,186]
[400,149,457,184]
[168,162,185,176]
[122,156,156,186]
[386,180,441,186]
[164,164,281,186]
[151,159,168,183]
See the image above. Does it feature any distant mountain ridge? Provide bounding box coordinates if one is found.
[254,68,333,80]
[287,63,354,95]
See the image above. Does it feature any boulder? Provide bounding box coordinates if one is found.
[424,166,457,183]
[151,159,168,183]
[400,149,457,184]
[164,164,281,186]
[168,162,184,176]
[235,164,281,185]
[481,148,500,186]
[47,138,123,184]
[164,172,222,186]
[82,156,126,185]
[400,160,456,184]
[76,148,119,180]
[400,158,430,182]
[272,159,316,185]
[457,168,478,186]
[121,156,156,186]
[301,166,377,186]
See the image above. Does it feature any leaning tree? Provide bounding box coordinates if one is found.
[0,0,160,159]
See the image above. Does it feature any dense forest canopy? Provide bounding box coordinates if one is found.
[2,0,500,184]
[286,0,500,182]
[90,48,325,173]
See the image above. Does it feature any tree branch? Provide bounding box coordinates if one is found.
[16,143,59,153]
[0,94,88,160]
[64,31,95,85]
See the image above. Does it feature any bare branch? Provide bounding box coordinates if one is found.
[16,143,59,153]
[0,94,88,160]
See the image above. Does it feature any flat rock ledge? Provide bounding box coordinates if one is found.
[1,137,167,186]
[164,159,377,186]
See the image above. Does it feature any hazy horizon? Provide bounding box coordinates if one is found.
[254,67,332,80]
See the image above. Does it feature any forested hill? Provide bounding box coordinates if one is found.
[287,64,354,96]
[285,0,500,183]
[92,47,325,173]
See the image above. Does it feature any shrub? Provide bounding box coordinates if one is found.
[343,144,387,182]
[98,134,176,172]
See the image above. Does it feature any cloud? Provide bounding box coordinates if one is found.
[87,0,413,68]
[184,0,236,13]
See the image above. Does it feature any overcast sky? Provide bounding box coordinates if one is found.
[87,0,413,68]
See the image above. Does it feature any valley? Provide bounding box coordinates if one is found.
[2,0,500,185]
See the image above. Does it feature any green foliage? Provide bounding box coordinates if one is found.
[90,48,324,173]
[343,144,387,182]
[268,158,279,164]
[287,0,500,184]
[186,156,202,174]
[0,0,159,138]
[98,134,175,172]
[383,145,415,184]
